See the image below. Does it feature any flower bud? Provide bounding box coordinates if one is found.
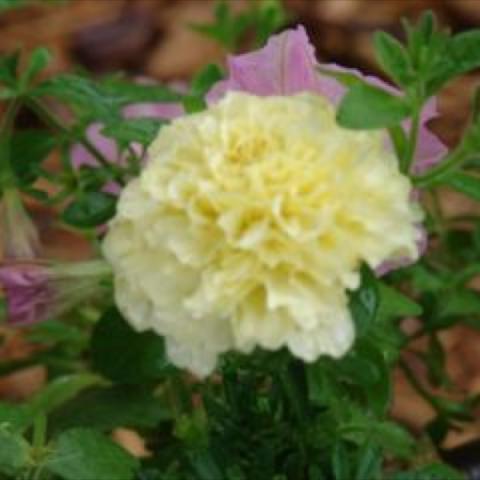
[0,259,111,325]
[0,188,40,259]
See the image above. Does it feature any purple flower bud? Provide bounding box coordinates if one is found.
[0,189,40,260]
[0,260,111,326]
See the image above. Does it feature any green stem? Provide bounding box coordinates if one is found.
[32,413,47,452]
[413,146,472,188]
[403,110,420,174]
[0,100,20,188]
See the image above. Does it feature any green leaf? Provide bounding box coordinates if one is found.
[0,427,30,476]
[442,171,480,202]
[10,130,57,185]
[0,403,31,432]
[337,84,411,130]
[348,265,379,336]
[355,444,382,480]
[450,30,480,76]
[91,307,171,384]
[62,191,117,228]
[100,77,182,105]
[332,442,351,480]
[188,450,223,480]
[404,11,435,67]
[388,124,408,163]
[0,0,28,11]
[438,287,480,319]
[191,64,224,97]
[342,418,414,459]
[20,47,51,88]
[252,0,288,46]
[376,283,422,321]
[183,64,224,114]
[46,428,139,480]
[102,118,166,149]
[191,0,250,50]
[33,74,181,121]
[374,32,412,86]
[0,51,19,88]
[27,320,87,349]
[50,386,171,433]
[390,463,464,480]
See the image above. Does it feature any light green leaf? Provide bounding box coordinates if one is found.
[337,84,411,130]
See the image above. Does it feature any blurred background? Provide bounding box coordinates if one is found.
[2,0,480,455]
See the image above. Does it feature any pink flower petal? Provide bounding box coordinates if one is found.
[208,25,341,101]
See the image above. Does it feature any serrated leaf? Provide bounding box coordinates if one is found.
[91,307,171,384]
[337,84,411,130]
[62,191,117,228]
[46,428,139,480]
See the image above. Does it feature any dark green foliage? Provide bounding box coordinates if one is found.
[91,308,171,384]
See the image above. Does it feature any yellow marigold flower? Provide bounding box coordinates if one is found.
[103,92,423,377]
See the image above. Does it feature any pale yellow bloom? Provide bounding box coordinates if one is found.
[103,92,423,376]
